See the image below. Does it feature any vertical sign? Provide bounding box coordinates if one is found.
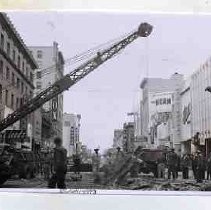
[52,96,58,121]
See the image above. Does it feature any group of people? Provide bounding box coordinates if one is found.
[157,148,211,183]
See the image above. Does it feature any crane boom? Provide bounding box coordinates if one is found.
[0,23,153,132]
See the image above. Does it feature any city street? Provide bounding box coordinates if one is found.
[2,171,211,191]
[1,172,104,189]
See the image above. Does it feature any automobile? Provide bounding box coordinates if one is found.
[0,144,13,185]
[0,145,38,186]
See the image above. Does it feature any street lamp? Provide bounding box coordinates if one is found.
[94,148,99,156]
[205,86,211,93]
[116,146,121,152]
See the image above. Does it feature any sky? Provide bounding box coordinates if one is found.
[7,11,211,151]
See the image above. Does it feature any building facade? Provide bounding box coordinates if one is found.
[140,73,184,152]
[0,13,37,149]
[113,129,124,149]
[123,122,135,152]
[62,113,81,157]
[190,57,211,157]
[29,42,65,142]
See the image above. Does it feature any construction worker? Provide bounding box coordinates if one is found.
[166,148,178,180]
[48,137,67,189]
[195,151,206,183]
[181,154,191,179]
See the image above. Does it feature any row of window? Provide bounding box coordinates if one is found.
[0,30,34,83]
[0,59,32,94]
[30,50,43,59]
[0,84,29,110]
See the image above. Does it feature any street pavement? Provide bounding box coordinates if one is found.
[1,172,103,189]
[2,171,211,191]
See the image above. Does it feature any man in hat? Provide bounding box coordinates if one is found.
[195,151,206,183]
[166,148,178,180]
[48,137,67,189]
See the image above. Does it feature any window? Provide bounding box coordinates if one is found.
[1,34,4,49]
[0,60,3,75]
[26,67,29,78]
[36,71,42,79]
[7,42,10,56]
[16,97,19,109]
[6,67,10,80]
[22,61,25,73]
[12,72,15,85]
[17,78,20,89]
[25,86,28,94]
[17,55,20,69]
[12,49,16,62]
[36,81,42,89]
[21,82,24,93]
[0,84,2,103]
[37,60,42,67]
[37,50,43,59]
[5,90,8,106]
[64,121,70,127]
[11,94,14,108]
[20,97,23,106]
[30,72,33,82]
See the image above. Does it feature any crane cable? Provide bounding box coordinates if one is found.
[0,28,137,95]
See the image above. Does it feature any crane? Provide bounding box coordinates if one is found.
[0,22,153,132]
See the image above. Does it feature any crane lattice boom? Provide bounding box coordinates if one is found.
[0,23,153,132]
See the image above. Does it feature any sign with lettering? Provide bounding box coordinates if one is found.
[52,96,58,121]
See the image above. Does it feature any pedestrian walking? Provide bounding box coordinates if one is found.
[48,137,67,189]
[157,154,166,179]
[167,148,178,180]
[207,152,211,180]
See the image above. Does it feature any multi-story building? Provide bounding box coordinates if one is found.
[140,73,184,153]
[0,13,37,149]
[191,57,211,157]
[62,113,81,157]
[123,122,135,152]
[29,42,65,143]
[113,129,124,150]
